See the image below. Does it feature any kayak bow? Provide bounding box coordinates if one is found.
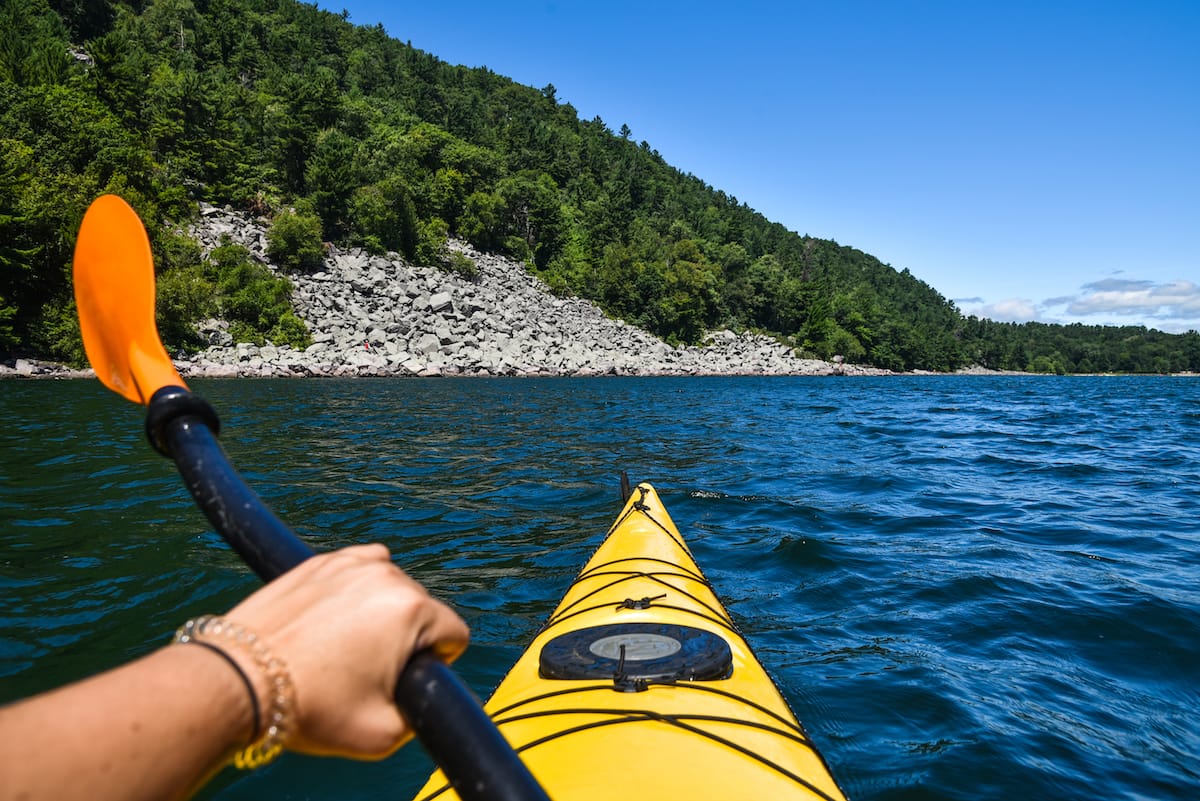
[415,483,846,800]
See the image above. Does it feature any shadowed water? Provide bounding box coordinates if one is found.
[2,376,1198,799]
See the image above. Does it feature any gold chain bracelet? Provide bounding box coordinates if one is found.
[175,615,295,769]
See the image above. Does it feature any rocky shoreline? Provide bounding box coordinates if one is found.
[9,205,1200,383]
[19,205,1175,381]
[5,204,890,380]
[180,205,877,378]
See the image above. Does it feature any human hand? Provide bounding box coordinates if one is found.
[224,543,469,759]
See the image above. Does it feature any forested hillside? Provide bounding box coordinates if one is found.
[2,0,1197,372]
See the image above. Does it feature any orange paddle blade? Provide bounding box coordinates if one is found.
[73,194,186,404]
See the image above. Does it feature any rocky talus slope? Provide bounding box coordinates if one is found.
[179,205,872,379]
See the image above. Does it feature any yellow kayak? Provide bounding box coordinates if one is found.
[413,483,846,801]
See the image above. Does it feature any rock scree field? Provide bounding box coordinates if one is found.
[178,204,871,379]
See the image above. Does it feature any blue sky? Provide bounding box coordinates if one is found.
[324,1,1199,333]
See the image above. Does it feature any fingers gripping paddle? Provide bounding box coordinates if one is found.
[72,195,549,801]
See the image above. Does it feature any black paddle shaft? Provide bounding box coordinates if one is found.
[145,386,550,801]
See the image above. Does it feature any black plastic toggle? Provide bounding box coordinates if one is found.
[145,386,222,457]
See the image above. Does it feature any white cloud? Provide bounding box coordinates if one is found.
[959,297,1042,323]
[1067,279,1200,320]
[962,279,1200,332]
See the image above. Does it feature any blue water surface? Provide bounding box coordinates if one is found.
[2,376,1198,799]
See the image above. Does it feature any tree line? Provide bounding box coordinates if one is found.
[2,0,1197,372]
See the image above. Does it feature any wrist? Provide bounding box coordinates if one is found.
[162,642,259,758]
[173,616,294,768]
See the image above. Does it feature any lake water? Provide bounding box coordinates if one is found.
[2,376,1198,800]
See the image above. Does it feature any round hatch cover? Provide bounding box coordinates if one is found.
[589,631,681,660]
[539,622,732,681]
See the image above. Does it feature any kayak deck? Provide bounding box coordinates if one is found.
[413,483,845,801]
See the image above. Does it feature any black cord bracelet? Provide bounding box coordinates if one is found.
[174,615,292,769]
[179,638,262,744]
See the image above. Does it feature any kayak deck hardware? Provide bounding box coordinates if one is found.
[539,622,734,684]
[616,593,668,609]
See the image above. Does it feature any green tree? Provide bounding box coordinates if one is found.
[0,0,74,86]
[459,190,505,253]
[652,238,721,344]
[305,128,359,239]
[493,171,563,268]
[156,264,215,352]
[206,239,309,348]
[414,217,449,267]
[49,0,115,40]
[349,178,417,256]
[266,208,325,273]
[0,139,41,351]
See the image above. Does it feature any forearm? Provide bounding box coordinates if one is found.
[0,546,471,800]
[0,643,255,801]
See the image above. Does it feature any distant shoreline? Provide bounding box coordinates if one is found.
[3,357,1195,381]
[12,203,1198,383]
